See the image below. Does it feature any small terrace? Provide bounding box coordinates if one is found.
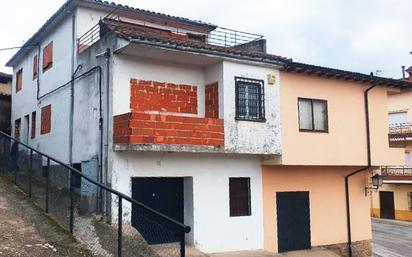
[388,123,412,148]
[381,166,412,181]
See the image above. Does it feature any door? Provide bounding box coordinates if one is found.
[389,112,407,126]
[23,115,30,144]
[405,152,411,167]
[380,191,395,219]
[132,177,184,244]
[277,192,311,253]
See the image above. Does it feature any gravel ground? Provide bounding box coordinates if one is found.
[0,175,94,257]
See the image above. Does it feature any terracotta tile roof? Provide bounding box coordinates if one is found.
[87,0,216,30]
[284,62,412,88]
[101,19,290,64]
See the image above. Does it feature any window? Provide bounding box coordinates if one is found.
[298,98,328,132]
[408,192,412,211]
[15,119,21,139]
[33,55,38,80]
[42,42,53,72]
[31,111,36,139]
[16,69,23,93]
[235,77,265,121]
[41,105,51,135]
[389,112,407,126]
[229,177,251,217]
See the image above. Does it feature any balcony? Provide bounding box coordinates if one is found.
[381,166,412,181]
[388,123,412,148]
[113,112,224,153]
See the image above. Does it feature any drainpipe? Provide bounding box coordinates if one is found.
[103,48,111,218]
[345,74,377,257]
[69,12,76,166]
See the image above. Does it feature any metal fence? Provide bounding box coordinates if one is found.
[0,131,190,257]
[389,123,412,134]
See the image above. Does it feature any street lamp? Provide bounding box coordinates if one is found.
[365,174,383,196]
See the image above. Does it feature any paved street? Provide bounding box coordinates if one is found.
[372,218,412,257]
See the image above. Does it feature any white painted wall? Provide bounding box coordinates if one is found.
[11,15,75,162]
[111,152,264,253]
[222,61,282,155]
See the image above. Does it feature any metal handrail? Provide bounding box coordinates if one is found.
[0,131,190,256]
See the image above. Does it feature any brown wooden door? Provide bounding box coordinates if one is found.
[380,191,395,219]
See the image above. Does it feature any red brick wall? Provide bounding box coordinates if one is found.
[205,82,219,118]
[41,105,51,135]
[113,113,224,147]
[130,79,198,114]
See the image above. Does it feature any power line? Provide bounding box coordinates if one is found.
[0,45,38,52]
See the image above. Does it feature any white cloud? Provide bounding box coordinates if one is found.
[0,0,411,78]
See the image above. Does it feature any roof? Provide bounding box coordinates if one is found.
[101,19,290,65]
[7,0,217,67]
[84,0,216,29]
[284,62,412,88]
[0,72,12,84]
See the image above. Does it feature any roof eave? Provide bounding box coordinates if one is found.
[6,0,78,67]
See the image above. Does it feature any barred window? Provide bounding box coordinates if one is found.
[408,192,412,211]
[229,177,251,217]
[235,77,265,121]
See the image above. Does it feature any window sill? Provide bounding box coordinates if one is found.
[235,117,266,123]
[299,129,329,133]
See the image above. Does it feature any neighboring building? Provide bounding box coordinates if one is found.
[0,72,12,134]
[371,66,412,222]
[6,0,411,256]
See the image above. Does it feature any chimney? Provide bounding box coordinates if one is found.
[407,66,412,82]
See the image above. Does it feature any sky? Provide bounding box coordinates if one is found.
[0,0,411,78]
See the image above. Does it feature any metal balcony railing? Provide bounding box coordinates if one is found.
[381,166,412,177]
[77,8,264,54]
[389,123,412,135]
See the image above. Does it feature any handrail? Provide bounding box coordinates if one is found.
[381,166,412,176]
[0,131,190,233]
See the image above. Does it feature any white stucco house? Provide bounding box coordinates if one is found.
[7,0,285,253]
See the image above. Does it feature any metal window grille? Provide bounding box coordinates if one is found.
[229,177,251,217]
[408,192,412,211]
[235,77,265,121]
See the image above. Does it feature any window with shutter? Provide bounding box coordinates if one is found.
[16,69,23,93]
[41,105,52,135]
[33,55,38,79]
[42,42,53,72]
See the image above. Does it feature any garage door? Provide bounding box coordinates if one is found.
[277,192,311,253]
[131,177,184,244]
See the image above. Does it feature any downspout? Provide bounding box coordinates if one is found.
[69,12,77,166]
[345,75,377,257]
[103,48,111,217]
[36,45,41,101]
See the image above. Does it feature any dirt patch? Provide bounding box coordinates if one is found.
[0,175,94,257]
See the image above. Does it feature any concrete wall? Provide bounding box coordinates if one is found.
[222,61,281,155]
[111,152,264,253]
[371,184,412,221]
[278,72,403,166]
[262,165,372,253]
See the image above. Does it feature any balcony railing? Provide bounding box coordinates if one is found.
[388,123,412,147]
[77,8,264,54]
[381,166,412,179]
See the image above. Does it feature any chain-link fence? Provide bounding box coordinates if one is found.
[0,132,190,257]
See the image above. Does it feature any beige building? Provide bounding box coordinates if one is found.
[371,66,412,222]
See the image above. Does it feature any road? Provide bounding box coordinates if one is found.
[372,218,412,257]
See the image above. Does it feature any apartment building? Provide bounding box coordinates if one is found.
[6,0,411,256]
[371,66,412,222]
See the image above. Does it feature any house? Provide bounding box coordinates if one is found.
[0,72,12,135]
[371,65,412,222]
[6,0,411,256]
